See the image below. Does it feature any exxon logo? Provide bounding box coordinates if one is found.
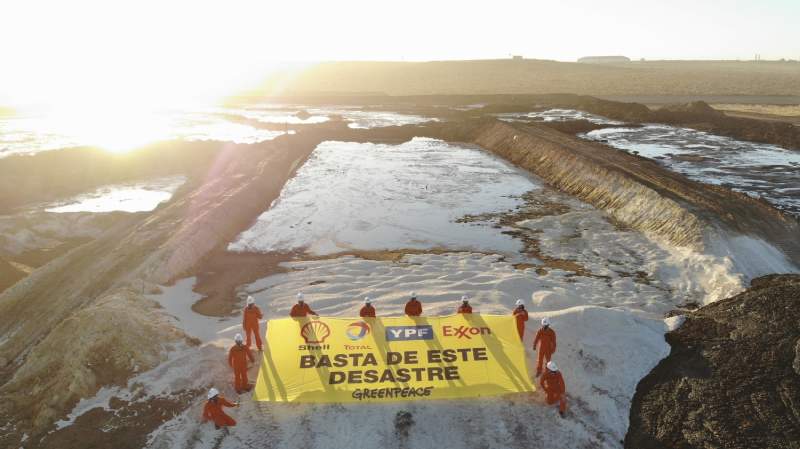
[385,325,434,341]
[442,325,491,339]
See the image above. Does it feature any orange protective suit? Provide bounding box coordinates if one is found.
[404,299,422,316]
[513,307,529,340]
[457,304,473,314]
[359,304,376,317]
[290,303,317,317]
[533,327,557,375]
[202,396,237,427]
[242,305,263,351]
[540,369,567,414]
[228,344,254,393]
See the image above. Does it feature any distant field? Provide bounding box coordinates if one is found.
[712,104,800,116]
[253,59,800,98]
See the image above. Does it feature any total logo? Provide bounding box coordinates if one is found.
[385,325,434,341]
[442,325,491,339]
[345,321,371,341]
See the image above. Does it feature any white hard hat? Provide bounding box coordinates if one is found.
[515,299,524,306]
[364,296,371,304]
[410,291,417,298]
[297,292,305,302]
[461,295,468,302]
[546,361,558,372]
[246,296,255,305]
[234,333,243,343]
[207,388,219,399]
[541,317,551,326]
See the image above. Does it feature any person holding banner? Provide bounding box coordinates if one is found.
[533,317,557,377]
[404,291,422,316]
[229,333,255,394]
[540,361,567,417]
[242,296,263,351]
[290,292,318,317]
[512,299,529,340]
[202,388,238,429]
[457,295,472,314]
[359,296,376,317]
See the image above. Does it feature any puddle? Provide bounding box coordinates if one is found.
[583,124,800,216]
[45,176,186,213]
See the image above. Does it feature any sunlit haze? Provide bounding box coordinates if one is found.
[2,0,798,110]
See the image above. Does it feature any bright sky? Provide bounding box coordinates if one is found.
[1,0,798,108]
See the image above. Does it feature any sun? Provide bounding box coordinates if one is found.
[41,104,174,154]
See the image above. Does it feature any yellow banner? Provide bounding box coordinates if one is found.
[253,314,534,403]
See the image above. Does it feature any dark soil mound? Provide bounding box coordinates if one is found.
[658,101,724,117]
[625,274,800,449]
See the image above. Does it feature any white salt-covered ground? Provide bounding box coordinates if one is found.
[229,138,537,255]
[42,251,675,447]
[229,104,434,129]
[495,108,624,125]
[0,111,285,157]
[45,175,186,213]
[132,248,677,449]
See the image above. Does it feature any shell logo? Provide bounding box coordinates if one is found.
[300,320,331,344]
[345,321,371,341]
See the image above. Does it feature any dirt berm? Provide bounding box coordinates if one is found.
[445,119,800,268]
[625,274,800,448]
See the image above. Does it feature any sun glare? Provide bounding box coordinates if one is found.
[36,105,173,153]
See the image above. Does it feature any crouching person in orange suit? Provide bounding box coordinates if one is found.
[242,295,263,351]
[360,296,376,317]
[202,388,238,429]
[290,292,318,317]
[229,333,254,394]
[533,317,557,377]
[404,291,422,317]
[457,296,473,314]
[539,361,567,417]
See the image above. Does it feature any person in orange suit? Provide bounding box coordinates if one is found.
[512,299,528,340]
[540,361,567,417]
[533,317,557,377]
[242,295,263,351]
[290,292,318,317]
[229,333,254,394]
[359,296,376,317]
[457,295,473,314]
[202,388,238,429]
[404,291,422,317]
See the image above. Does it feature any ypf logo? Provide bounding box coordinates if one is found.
[442,325,491,339]
[385,325,434,341]
[300,320,331,344]
[345,321,371,341]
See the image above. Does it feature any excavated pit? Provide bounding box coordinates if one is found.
[454,119,800,270]
[2,103,799,448]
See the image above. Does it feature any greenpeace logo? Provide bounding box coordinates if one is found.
[385,325,434,341]
[442,325,491,339]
